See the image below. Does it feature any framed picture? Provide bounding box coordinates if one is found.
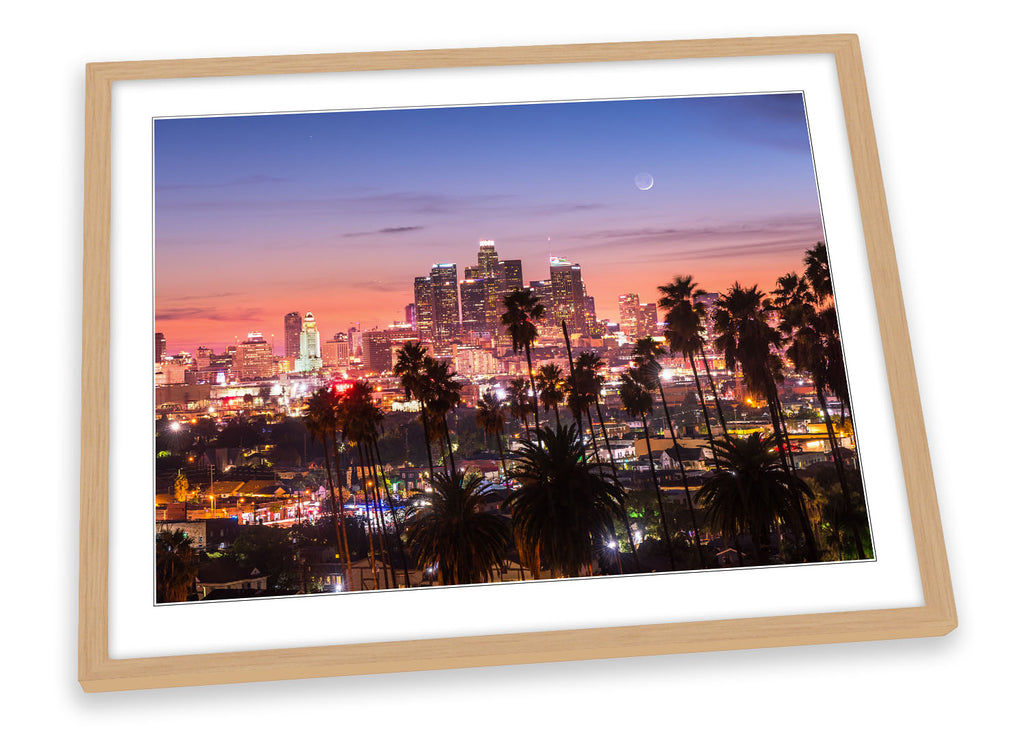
[80,34,955,692]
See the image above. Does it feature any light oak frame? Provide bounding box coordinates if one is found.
[80,34,955,692]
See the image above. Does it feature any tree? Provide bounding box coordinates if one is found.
[156,529,199,603]
[535,363,566,429]
[405,470,511,585]
[696,433,812,566]
[505,424,625,578]
[393,341,436,478]
[506,377,533,443]
[303,388,352,586]
[658,275,727,444]
[476,390,510,487]
[422,356,462,478]
[230,524,298,591]
[631,338,706,567]
[501,288,545,432]
[619,367,678,570]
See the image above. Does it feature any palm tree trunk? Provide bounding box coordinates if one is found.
[592,400,641,571]
[329,431,354,587]
[496,430,510,489]
[363,442,395,589]
[699,346,729,434]
[641,413,678,571]
[443,417,458,478]
[525,345,540,433]
[656,379,706,568]
[418,403,436,481]
[816,384,866,559]
[320,437,347,588]
[688,352,720,466]
[371,437,413,586]
[766,387,820,563]
[353,443,379,590]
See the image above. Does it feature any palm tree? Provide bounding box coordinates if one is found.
[568,351,605,462]
[155,529,199,603]
[505,424,625,578]
[393,341,435,479]
[405,470,511,586]
[713,284,820,561]
[658,275,727,449]
[619,367,678,571]
[476,390,510,488]
[631,338,707,567]
[536,363,566,429]
[501,288,545,432]
[423,356,462,478]
[303,388,352,586]
[774,266,865,559]
[696,433,812,566]
[506,377,533,444]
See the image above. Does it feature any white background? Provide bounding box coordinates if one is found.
[2,1,1019,733]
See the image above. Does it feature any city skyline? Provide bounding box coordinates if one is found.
[156,93,824,355]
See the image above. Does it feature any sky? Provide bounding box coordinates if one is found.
[155,93,825,355]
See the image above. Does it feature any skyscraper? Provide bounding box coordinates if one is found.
[549,257,588,333]
[414,276,434,339]
[496,259,523,294]
[236,332,275,379]
[284,311,302,360]
[430,263,459,341]
[618,293,640,338]
[155,332,166,363]
[528,279,555,326]
[459,278,489,333]
[295,311,322,372]
[637,303,660,338]
[476,239,498,277]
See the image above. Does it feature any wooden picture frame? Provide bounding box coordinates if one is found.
[80,34,955,692]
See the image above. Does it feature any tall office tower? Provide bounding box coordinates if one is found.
[322,332,350,369]
[582,296,598,335]
[618,293,640,338]
[476,239,498,276]
[405,303,417,327]
[528,279,555,326]
[496,259,523,294]
[693,292,719,344]
[549,257,588,333]
[430,263,459,341]
[237,332,275,379]
[155,332,166,363]
[464,264,480,279]
[413,276,434,339]
[636,303,660,338]
[347,326,362,357]
[284,311,303,360]
[459,278,489,333]
[295,311,322,372]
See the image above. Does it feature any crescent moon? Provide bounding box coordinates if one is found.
[634,172,654,191]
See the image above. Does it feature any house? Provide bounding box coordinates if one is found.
[658,444,710,472]
[196,557,269,600]
[156,518,240,551]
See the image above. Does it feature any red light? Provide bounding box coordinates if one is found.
[333,380,356,395]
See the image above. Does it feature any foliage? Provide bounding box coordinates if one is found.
[230,524,299,591]
[156,529,199,603]
[405,470,511,585]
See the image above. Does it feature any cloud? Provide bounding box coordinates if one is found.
[163,291,241,301]
[155,306,267,322]
[349,279,410,293]
[341,225,425,238]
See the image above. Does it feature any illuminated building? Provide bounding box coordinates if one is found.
[295,312,322,372]
[549,257,588,333]
[284,311,302,360]
[637,303,660,338]
[496,259,523,293]
[460,278,489,333]
[693,292,719,345]
[322,332,350,369]
[195,346,213,369]
[236,332,275,379]
[155,332,166,363]
[476,239,498,276]
[528,279,554,326]
[414,276,434,339]
[430,263,459,341]
[618,294,640,338]
[405,303,416,326]
[363,324,418,373]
